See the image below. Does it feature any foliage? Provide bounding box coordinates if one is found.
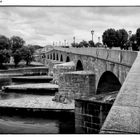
[95,42,103,48]
[79,40,89,47]
[88,40,95,47]
[0,35,10,50]
[102,28,129,49]
[10,36,25,66]
[0,35,11,67]
[71,42,82,48]
[10,36,25,53]
[136,28,140,46]
[21,46,35,65]
[102,28,118,49]
[116,29,128,49]
[12,48,23,67]
[129,34,138,51]
[0,49,11,66]
[71,42,75,47]
[71,40,89,48]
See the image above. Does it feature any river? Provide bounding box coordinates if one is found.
[0,76,75,134]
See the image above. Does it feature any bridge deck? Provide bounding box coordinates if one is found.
[47,47,138,67]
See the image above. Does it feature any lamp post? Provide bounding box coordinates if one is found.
[64,40,66,47]
[59,41,61,46]
[73,36,75,45]
[128,30,132,50]
[128,30,132,40]
[91,30,94,42]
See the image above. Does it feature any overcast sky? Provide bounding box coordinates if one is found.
[0,7,140,46]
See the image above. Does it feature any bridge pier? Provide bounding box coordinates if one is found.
[53,71,96,103]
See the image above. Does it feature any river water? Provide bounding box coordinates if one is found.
[0,77,75,134]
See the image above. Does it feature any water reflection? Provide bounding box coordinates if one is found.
[0,111,75,134]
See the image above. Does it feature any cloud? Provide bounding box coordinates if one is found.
[0,7,140,46]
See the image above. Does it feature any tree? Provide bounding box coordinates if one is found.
[71,42,76,47]
[0,35,10,50]
[10,36,25,53]
[10,36,25,66]
[0,35,11,68]
[136,28,140,48]
[95,42,103,48]
[21,46,35,65]
[79,40,89,47]
[116,29,128,50]
[12,48,23,67]
[102,28,118,49]
[88,40,95,47]
[130,34,138,51]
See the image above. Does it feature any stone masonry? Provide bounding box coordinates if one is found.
[52,61,76,84]
[75,98,112,134]
[53,71,96,104]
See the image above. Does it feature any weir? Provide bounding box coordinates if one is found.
[0,47,139,134]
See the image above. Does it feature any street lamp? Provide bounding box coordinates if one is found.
[91,30,94,42]
[128,30,132,40]
[59,41,61,46]
[128,30,132,50]
[98,37,101,43]
[73,36,75,44]
[53,41,55,46]
[64,40,66,47]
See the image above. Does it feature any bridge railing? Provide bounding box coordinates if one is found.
[46,47,138,67]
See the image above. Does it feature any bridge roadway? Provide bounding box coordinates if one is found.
[41,47,140,134]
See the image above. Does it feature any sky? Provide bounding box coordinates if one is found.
[0,7,140,46]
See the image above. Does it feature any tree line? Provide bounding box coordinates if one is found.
[0,35,35,69]
[71,40,102,48]
[71,28,140,51]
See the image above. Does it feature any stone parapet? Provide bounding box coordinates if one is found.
[100,52,140,134]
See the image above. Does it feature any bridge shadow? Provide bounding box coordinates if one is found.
[96,71,121,94]
[76,60,83,71]
[66,56,70,62]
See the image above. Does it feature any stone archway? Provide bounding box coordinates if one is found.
[53,53,55,60]
[96,71,121,94]
[60,54,63,62]
[50,54,52,59]
[56,53,59,60]
[66,56,70,62]
[76,60,84,71]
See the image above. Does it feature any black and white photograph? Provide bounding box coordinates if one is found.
[0,1,140,135]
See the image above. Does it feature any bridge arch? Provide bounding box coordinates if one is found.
[76,60,84,71]
[50,54,52,59]
[96,71,121,94]
[60,54,63,62]
[53,53,55,60]
[56,53,59,60]
[66,56,70,62]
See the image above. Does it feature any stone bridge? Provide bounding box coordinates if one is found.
[39,47,140,133]
[40,47,137,94]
